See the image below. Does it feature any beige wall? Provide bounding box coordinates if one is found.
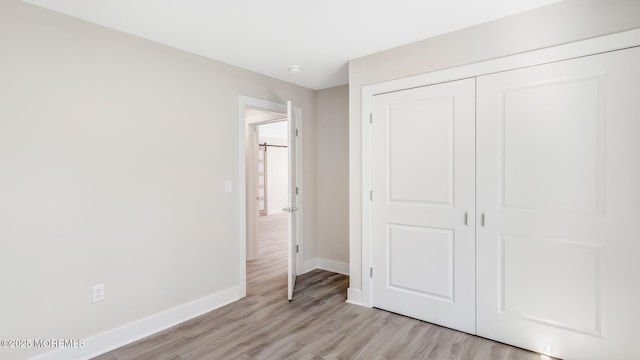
[315,85,350,263]
[0,1,317,359]
[348,0,640,293]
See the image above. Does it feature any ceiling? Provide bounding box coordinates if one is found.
[23,0,563,90]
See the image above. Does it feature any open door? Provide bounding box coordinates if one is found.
[285,100,299,301]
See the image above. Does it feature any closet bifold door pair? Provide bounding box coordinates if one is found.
[370,46,640,360]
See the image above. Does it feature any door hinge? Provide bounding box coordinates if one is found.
[295,128,299,137]
[296,186,299,195]
[369,113,373,124]
[369,190,373,202]
[370,267,373,278]
[296,245,299,253]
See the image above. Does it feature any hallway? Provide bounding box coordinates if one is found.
[247,213,289,297]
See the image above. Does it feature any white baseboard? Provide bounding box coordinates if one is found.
[301,258,318,274]
[316,258,349,275]
[30,286,240,360]
[346,287,363,306]
[300,258,349,276]
[29,262,352,360]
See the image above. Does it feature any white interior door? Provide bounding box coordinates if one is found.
[371,78,476,333]
[286,100,299,301]
[476,46,640,360]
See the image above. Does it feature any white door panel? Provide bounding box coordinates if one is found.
[476,47,640,360]
[372,78,476,334]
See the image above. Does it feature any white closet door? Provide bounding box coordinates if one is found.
[476,47,640,360]
[371,78,476,333]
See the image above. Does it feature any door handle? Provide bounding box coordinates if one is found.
[282,207,299,213]
[464,212,468,226]
[481,213,486,227]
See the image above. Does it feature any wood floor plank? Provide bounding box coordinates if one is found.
[89,353,118,360]
[91,213,556,360]
[358,318,431,359]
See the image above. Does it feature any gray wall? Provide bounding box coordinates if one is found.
[315,85,350,264]
[348,0,640,293]
[0,1,320,359]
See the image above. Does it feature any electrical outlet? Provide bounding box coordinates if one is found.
[92,284,105,303]
[224,180,232,193]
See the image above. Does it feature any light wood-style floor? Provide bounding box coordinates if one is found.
[93,213,555,360]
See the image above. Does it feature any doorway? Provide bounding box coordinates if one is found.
[256,121,289,218]
[247,118,289,296]
[245,111,288,263]
[237,95,303,299]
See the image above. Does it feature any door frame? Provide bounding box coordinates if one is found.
[358,28,640,308]
[237,95,303,298]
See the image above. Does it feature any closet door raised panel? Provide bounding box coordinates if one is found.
[476,47,640,360]
[371,78,476,333]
